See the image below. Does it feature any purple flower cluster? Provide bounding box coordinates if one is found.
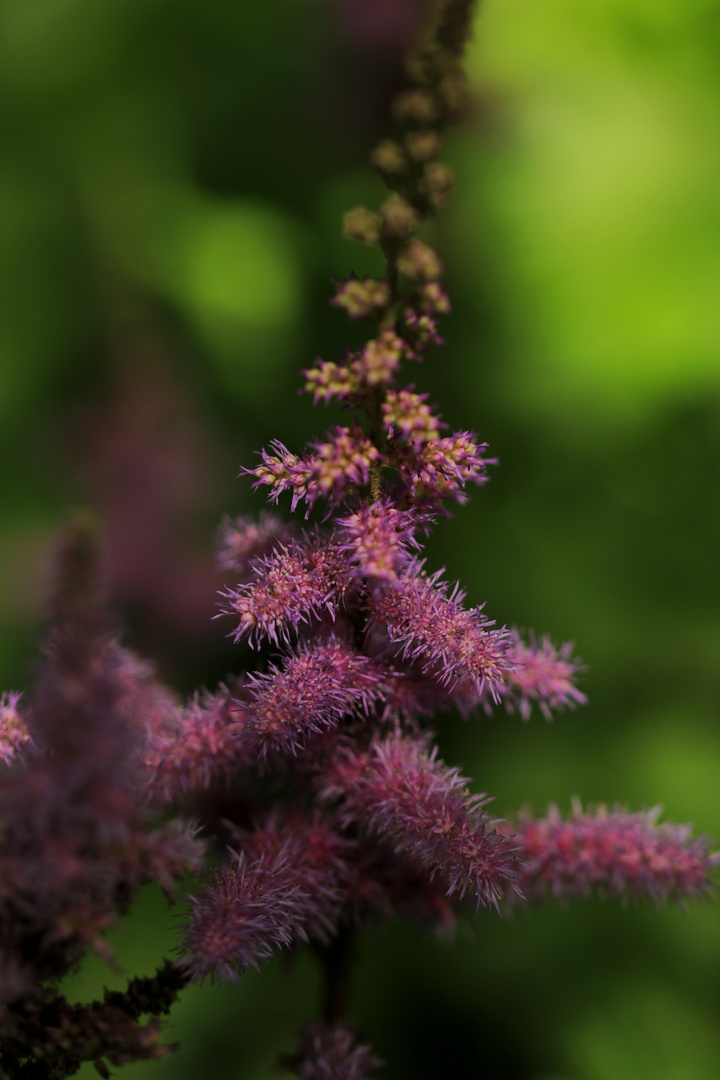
[182,814,350,983]
[0,523,202,1022]
[319,733,519,909]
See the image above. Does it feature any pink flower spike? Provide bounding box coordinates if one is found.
[502,632,587,719]
[289,1023,382,1080]
[335,500,423,582]
[514,802,720,905]
[142,688,247,804]
[318,733,519,909]
[370,562,513,700]
[0,691,31,766]
[180,814,349,983]
[241,639,383,762]
[221,536,353,648]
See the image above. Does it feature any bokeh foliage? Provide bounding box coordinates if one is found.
[1,0,719,1077]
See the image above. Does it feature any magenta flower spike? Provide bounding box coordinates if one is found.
[319,733,519,910]
[513,802,720,905]
[0,3,715,1078]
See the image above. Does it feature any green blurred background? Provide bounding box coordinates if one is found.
[1,0,719,1076]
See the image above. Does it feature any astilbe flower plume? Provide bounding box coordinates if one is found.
[181,813,351,983]
[501,631,588,719]
[319,733,519,909]
[221,534,353,647]
[2,2,717,1077]
[169,0,717,1072]
[369,562,513,700]
[237,638,384,763]
[511,802,720,904]
[0,520,203,1077]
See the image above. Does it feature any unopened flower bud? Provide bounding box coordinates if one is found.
[405,130,443,163]
[380,194,418,239]
[370,139,407,175]
[343,207,382,245]
[420,162,455,199]
[397,239,443,281]
[333,278,391,319]
[418,281,451,315]
[393,88,440,125]
[437,74,469,118]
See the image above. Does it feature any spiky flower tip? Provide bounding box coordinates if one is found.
[287,1022,382,1080]
[399,432,494,506]
[370,562,512,700]
[238,639,384,764]
[514,802,720,904]
[382,388,444,450]
[501,632,587,719]
[180,815,349,983]
[318,733,519,909]
[304,427,382,508]
[335,500,424,582]
[142,688,247,804]
[221,536,352,648]
[216,512,295,576]
[0,691,31,765]
[247,427,382,514]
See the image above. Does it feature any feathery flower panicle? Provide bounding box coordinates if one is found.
[289,1023,382,1080]
[181,815,349,983]
[0,692,31,766]
[514,803,720,904]
[239,639,383,763]
[319,733,519,909]
[142,688,247,804]
[502,632,587,720]
[216,513,295,576]
[9,4,718,1075]
[382,388,443,448]
[222,536,352,648]
[335,501,423,582]
[0,522,202,998]
[370,563,512,699]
